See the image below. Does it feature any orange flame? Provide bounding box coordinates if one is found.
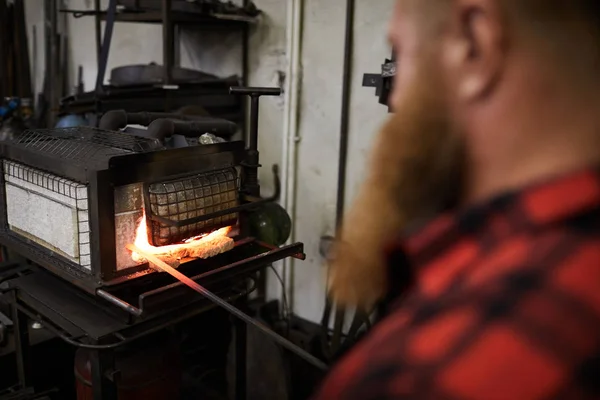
[131,213,232,263]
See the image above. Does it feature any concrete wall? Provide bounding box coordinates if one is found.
[289,0,393,323]
[24,0,394,325]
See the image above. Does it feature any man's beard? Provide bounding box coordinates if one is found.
[328,65,465,309]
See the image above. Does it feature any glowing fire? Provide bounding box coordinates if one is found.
[130,213,233,263]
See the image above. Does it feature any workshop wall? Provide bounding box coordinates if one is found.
[24,0,394,325]
[290,0,393,323]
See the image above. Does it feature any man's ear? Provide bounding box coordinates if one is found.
[443,0,506,102]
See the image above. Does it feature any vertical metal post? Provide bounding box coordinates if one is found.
[230,86,282,297]
[173,24,181,68]
[162,0,174,85]
[234,317,247,400]
[335,0,355,229]
[94,0,101,63]
[245,94,261,196]
[95,0,117,94]
[90,349,117,400]
[241,0,250,139]
[11,301,31,389]
[47,0,58,128]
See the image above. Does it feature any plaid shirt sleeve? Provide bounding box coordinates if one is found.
[313,170,600,400]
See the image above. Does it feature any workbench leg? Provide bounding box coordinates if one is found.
[234,318,247,400]
[90,349,117,400]
[11,304,31,389]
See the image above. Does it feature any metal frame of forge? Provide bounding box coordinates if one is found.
[0,87,282,299]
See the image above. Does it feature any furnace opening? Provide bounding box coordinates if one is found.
[130,212,234,267]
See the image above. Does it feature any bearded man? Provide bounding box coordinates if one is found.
[315,1,600,398]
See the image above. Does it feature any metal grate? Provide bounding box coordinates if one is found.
[147,167,239,246]
[14,127,160,163]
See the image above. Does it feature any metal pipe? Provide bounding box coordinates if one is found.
[94,0,101,63]
[162,0,173,85]
[128,244,328,371]
[95,0,117,94]
[48,0,58,127]
[248,95,260,152]
[229,87,282,197]
[96,289,143,316]
[335,0,355,229]
[280,0,304,318]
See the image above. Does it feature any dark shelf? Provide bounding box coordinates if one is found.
[59,83,245,122]
[61,9,258,27]
[109,10,254,25]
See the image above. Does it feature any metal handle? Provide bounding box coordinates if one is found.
[96,277,257,319]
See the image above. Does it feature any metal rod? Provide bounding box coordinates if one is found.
[94,0,101,62]
[335,0,355,229]
[97,289,143,316]
[11,296,32,389]
[234,317,247,400]
[90,349,117,400]
[248,95,259,152]
[95,0,117,94]
[127,244,328,371]
[162,0,173,85]
[48,0,58,127]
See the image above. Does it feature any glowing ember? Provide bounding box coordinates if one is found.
[130,213,234,264]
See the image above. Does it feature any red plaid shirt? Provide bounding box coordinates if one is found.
[314,168,600,399]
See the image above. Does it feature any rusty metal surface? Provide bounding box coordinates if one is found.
[114,183,143,213]
[114,183,144,271]
[114,210,143,271]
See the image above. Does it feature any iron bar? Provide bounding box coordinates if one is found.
[162,0,174,85]
[95,0,117,94]
[335,0,355,229]
[96,289,143,316]
[11,295,32,389]
[234,316,247,400]
[94,0,101,62]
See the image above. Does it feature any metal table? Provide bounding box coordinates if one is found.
[1,266,252,400]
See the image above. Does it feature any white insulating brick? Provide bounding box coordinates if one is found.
[6,183,80,258]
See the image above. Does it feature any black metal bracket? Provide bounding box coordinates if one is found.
[362,59,396,109]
